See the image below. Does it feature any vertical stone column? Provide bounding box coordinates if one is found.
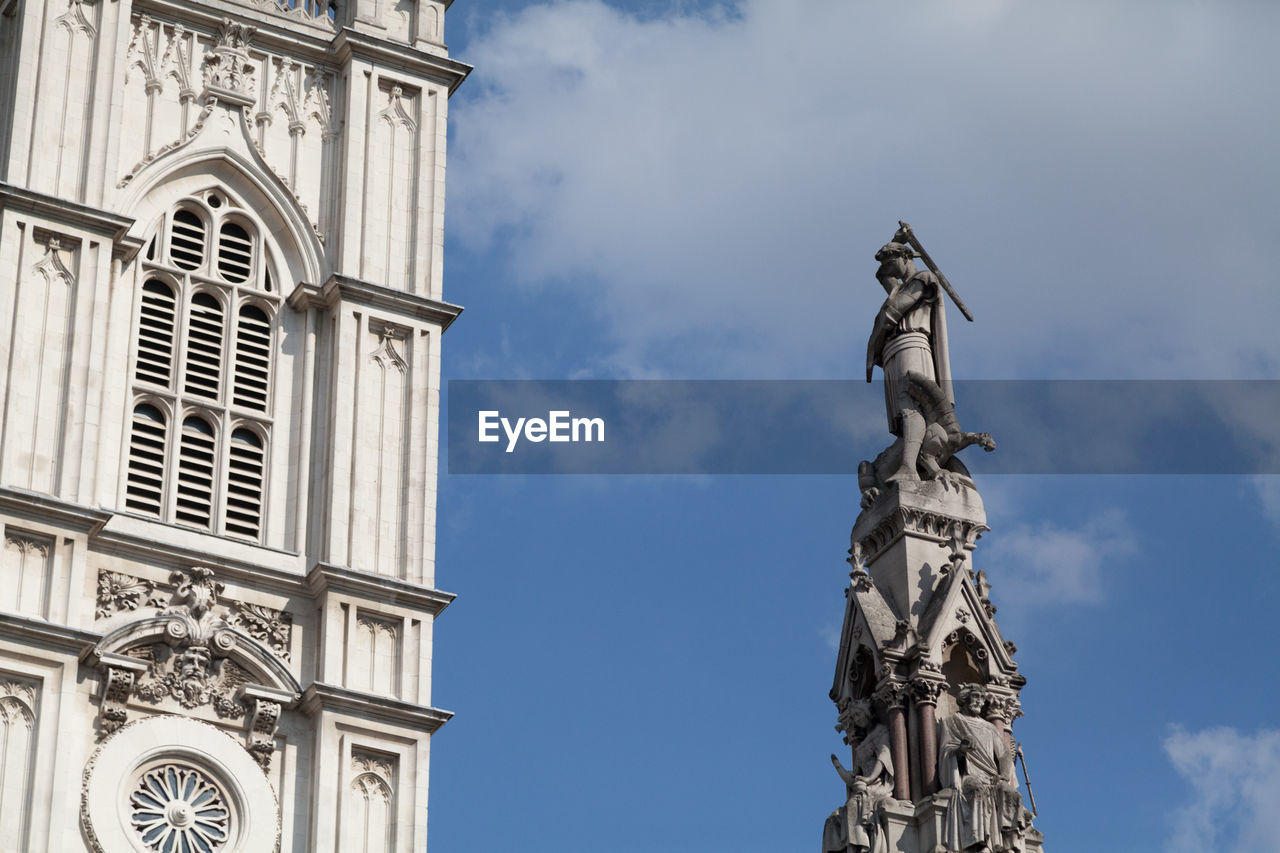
[876,681,910,801]
[910,677,945,796]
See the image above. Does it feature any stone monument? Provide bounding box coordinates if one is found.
[824,224,1044,853]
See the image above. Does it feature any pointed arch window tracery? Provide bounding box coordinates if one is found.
[124,191,280,543]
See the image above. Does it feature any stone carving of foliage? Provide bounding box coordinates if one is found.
[96,571,156,619]
[227,602,293,661]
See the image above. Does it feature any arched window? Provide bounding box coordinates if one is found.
[176,415,217,529]
[125,403,167,516]
[226,428,265,539]
[135,279,176,387]
[169,208,206,271]
[217,221,254,283]
[125,194,279,542]
[184,292,224,400]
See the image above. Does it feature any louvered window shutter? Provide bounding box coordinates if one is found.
[135,279,176,387]
[125,404,167,516]
[169,209,206,271]
[233,305,272,411]
[175,416,217,529]
[184,292,224,399]
[218,222,254,283]
[226,428,265,539]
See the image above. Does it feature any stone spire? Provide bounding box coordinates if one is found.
[822,226,1044,853]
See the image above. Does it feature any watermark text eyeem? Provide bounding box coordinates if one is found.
[478,410,606,453]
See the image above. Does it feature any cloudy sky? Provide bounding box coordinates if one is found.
[430,2,1280,850]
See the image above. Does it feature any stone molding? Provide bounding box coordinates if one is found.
[0,486,113,533]
[288,275,464,331]
[330,27,472,94]
[306,561,455,616]
[0,183,142,257]
[300,682,452,733]
[0,612,102,653]
[852,507,988,569]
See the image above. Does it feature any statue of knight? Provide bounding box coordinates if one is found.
[859,223,994,509]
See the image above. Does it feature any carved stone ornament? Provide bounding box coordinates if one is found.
[245,692,283,769]
[909,677,945,704]
[129,764,231,850]
[203,18,257,103]
[849,565,875,593]
[852,508,988,568]
[88,566,301,768]
[95,568,293,661]
[96,570,165,619]
[872,680,906,711]
[352,751,396,782]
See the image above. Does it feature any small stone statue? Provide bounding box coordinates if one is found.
[937,685,1031,853]
[859,227,993,508]
[822,702,894,853]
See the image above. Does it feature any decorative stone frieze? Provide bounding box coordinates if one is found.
[95,571,166,619]
[851,505,988,567]
[94,568,294,661]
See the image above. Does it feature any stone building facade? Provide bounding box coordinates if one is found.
[0,1,468,849]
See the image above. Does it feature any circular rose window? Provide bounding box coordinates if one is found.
[130,764,231,851]
[83,716,278,853]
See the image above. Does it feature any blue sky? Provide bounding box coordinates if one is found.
[430,2,1280,850]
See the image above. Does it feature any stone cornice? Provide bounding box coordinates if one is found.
[299,682,452,732]
[0,487,113,533]
[136,0,340,60]
[0,613,102,654]
[306,562,455,616]
[132,2,471,96]
[288,275,464,331]
[0,183,142,256]
[90,518,306,596]
[330,28,472,95]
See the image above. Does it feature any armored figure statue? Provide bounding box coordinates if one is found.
[822,702,894,853]
[859,226,993,508]
[937,685,1032,853]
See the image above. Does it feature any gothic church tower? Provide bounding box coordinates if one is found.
[0,1,467,849]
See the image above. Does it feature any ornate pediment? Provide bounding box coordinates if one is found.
[86,567,300,768]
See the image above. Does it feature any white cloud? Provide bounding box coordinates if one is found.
[976,508,1134,610]
[451,0,1280,379]
[1163,726,1280,853]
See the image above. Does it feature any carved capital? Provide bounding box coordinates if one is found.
[873,680,907,711]
[985,693,1023,724]
[909,677,946,705]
